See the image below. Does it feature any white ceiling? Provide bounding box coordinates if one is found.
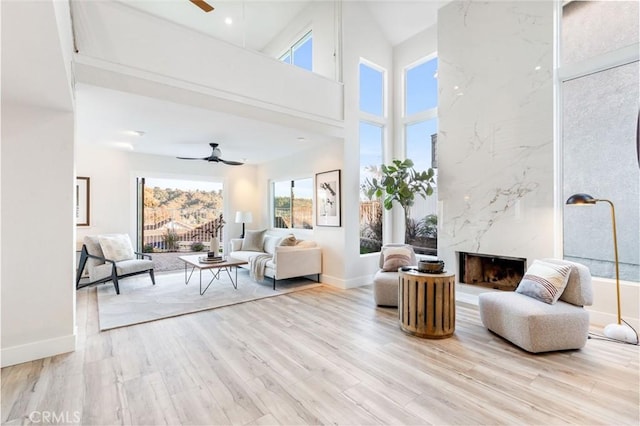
[75,83,336,164]
[75,0,444,163]
[120,0,444,49]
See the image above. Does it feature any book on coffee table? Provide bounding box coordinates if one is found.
[199,256,224,264]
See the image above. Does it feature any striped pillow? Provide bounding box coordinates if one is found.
[382,246,413,272]
[516,260,572,304]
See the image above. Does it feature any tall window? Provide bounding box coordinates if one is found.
[404,55,438,255]
[279,31,313,72]
[272,178,313,229]
[561,1,639,281]
[359,61,386,254]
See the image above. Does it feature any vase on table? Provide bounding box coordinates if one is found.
[210,237,220,255]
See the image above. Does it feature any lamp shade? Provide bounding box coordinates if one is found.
[235,211,253,223]
[566,193,597,205]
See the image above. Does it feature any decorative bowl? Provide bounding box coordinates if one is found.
[418,259,445,274]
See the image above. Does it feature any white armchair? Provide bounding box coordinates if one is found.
[373,244,419,307]
[76,234,155,295]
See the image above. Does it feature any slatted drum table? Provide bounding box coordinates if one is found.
[398,269,456,338]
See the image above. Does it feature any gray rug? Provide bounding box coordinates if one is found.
[96,269,322,330]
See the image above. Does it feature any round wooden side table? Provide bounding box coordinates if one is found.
[398,269,456,339]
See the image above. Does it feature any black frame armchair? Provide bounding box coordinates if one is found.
[76,235,155,294]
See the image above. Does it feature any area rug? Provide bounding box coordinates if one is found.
[96,269,322,330]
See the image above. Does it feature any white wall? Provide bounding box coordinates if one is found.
[75,145,259,253]
[1,0,77,368]
[260,0,338,81]
[256,142,344,285]
[1,105,76,367]
[339,1,395,286]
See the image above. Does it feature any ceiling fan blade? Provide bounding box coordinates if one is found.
[189,0,214,13]
[220,159,244,166]
[176,156,209,160]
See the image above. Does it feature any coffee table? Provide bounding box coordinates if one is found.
[179,255,248,295]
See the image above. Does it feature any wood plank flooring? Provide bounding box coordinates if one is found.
[2,284,639,425]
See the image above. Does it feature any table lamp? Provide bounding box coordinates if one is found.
[566,193,638,344]
[235,211,252,238]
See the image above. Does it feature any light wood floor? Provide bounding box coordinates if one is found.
[2,285,639,425]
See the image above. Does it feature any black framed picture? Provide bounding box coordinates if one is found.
[76,176,90,226]
[316,169,341,227]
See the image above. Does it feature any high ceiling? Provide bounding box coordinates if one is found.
[121,0,444,49]
[75,1,444,164]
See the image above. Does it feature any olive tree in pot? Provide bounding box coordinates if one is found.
[364,158,436,246]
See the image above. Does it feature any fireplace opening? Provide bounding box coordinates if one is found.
[459,252,526,291]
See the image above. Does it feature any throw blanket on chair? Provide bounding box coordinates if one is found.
[249,254,272,282]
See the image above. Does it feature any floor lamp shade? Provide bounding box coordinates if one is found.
[235,211,252,238]
[566,193,638,344]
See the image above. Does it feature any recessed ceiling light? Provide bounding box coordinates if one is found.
[113,142,134,150]
[125,130,145,137]
[534,65,541,71]
[224,17,233,25]
[297,137,306,142]
[453,85,459,90]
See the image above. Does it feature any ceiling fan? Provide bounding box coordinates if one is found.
[189,0,214,13]
[177,143,244,166]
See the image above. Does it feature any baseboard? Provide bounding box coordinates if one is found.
[321,273,373,289]
[1,333,76,368]
[587,307,640,331]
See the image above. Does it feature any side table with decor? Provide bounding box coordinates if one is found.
[398,269,456,338]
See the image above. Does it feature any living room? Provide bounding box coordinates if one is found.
[2,0,639,424]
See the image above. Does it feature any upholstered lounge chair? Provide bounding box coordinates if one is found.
[76,234,155,294]
[478,258,593,353]
[373,244,419,307]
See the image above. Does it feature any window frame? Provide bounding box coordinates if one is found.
[279,30,313,71]
[358,59,388,255]
[271,177,314,231]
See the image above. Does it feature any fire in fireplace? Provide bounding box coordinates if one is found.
[459,252,526,291]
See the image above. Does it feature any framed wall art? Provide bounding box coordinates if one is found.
[316,169,341,227]
[76,177,90,226]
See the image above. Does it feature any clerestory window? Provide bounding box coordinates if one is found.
[279,31,313,72]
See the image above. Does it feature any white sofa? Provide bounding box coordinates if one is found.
[229,233,322,289]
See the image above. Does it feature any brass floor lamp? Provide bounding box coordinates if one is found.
[566,193,638,344]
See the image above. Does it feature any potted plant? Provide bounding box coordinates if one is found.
[363,158,436,244]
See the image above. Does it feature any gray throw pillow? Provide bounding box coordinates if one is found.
[242,229,266,252]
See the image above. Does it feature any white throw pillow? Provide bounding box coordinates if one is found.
[98,234,135,262]
[515,259,572,304]
[242,229,266,252]
[263,235,281,255]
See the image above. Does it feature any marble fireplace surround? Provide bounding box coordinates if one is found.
[436,0,555,301]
